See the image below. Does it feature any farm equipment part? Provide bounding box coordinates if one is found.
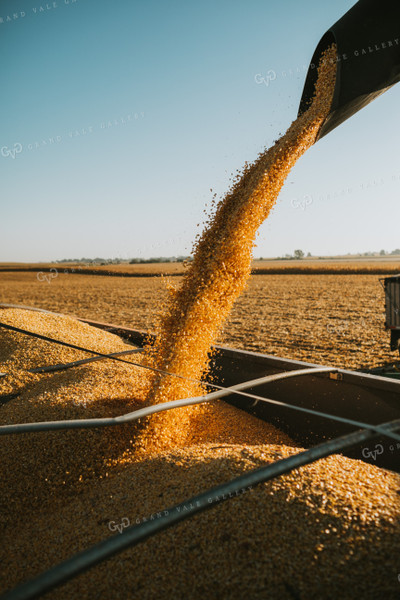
[361,363,400,381]
[299,0,400,139]
[380,274,400,355]
[357,274,400,380]
[75,316,400,474]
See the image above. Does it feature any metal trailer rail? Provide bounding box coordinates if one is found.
[78,316,400,473]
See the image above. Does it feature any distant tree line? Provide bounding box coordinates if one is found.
[57,250,400,264]
[271,249,400,260]
[56,256,193,265]
[129,256,192,264]
[272,249,306,260]
[56,258,116,264]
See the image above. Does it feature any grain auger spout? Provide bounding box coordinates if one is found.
[299,0,400,140]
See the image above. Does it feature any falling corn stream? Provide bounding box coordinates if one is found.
[141,45,337,423]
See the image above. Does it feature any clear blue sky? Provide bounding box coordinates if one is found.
[1,0,399,262]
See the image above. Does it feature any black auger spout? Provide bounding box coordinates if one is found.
[299,0,400,140]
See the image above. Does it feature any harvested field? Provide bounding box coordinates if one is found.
[0,270,396,370]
